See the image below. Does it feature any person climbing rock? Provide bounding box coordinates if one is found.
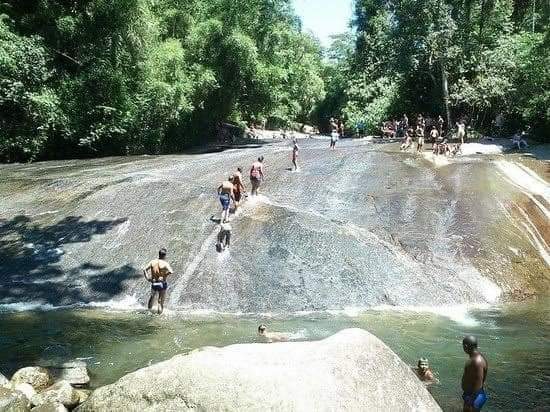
[143,248,174,314]
[216,221,232,252]
[462,335,488,412]
[257,324,289,343]
[217,176,235,222]
[414,358,436,385]
[249,156,265,196]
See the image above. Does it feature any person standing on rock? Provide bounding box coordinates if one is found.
[217,176,235,222]
[415,125,425,153]
[329,118,338,149]
[232,168,247,211]
[292,139,299,171]
[249,156,265,196]
[143,248,174,314]
[461,335,488,412]
[456,120,466,144]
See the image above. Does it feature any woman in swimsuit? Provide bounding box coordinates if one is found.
[249,156,264,196]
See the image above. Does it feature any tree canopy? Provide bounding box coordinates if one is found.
[0,0,325,162]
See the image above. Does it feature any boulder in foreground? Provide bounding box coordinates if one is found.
[77,328,441,412]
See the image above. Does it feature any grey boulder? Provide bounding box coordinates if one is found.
[77,328,442,412]
[0,387,30,412]
[0,374,9,389]
[10,369,51,393]
[38,362,89,387]
[30,382,78,409]
[30,402,67,412]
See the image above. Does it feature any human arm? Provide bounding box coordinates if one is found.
[143,262,152,282]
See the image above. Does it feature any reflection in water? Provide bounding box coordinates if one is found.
[0,300,548,411]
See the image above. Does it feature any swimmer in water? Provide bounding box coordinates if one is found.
[249,156,265,196]
[143,248,174,314]
[232,167,246,211]
[292,139,299,171]
[257,324,289,343]
[217,176,235,223]
[216,221,232,252]
[414,358,436,385]
[462,335,488,412]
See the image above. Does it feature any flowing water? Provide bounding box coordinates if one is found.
[0,138,549,410]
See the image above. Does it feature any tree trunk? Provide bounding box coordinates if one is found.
[441,59,451,127]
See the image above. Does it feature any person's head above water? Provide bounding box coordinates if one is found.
[418,358,429,371]
[237,167,242,173]
[462,335,478,354]
[258,156,264,162]
[158,248,167,259]
[258,324,267,334]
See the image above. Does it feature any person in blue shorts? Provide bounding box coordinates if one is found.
[461,335,488,411]
[217,176,235,222]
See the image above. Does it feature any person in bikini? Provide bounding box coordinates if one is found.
[249,156,265,196]
[143,248,174,314]
[217,176,235,222]
[232,167,247,211]
[462,335,488,412]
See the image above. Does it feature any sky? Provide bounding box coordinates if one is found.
[292,0,354,48]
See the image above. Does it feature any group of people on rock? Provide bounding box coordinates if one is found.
[395,113,466,156]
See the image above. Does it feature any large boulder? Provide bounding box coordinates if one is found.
[0,387,30,412]
[30,402,67,412]
[38,361,89,387]
[77,329,441,412]
[30,382,78,409]
[11,385,35,403]
[0,374,9,389]
[10,369,51,392]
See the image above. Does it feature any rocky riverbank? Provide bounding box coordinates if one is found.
[0,362,90,411]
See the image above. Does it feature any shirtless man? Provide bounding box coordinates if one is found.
[217,176,235,222]
[249,156,265,196]
[330,118,338,149]
[456,120,466,144]
[292,139,299,171]
[462,336,488,412]
[414,358,436,385]
[216,221,232,252]
[416,125,425,152]
[143,248,174,314]
[257,324,289,343]
[232,167,246,210]
[437,115,444,136]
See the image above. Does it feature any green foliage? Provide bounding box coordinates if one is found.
[0,0,326,162]
[329,0,549,139]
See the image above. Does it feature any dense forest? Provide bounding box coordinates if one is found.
[319,0,550,139]
[0,0,324,161]
[0,0,548,162]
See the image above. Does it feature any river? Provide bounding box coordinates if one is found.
[0,137,548,410]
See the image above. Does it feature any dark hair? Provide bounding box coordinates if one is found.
[159,248,167,259]
[258,324,266,332]
[463,335,478,349]
[237,167,243,173]
[258,156,264,162]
